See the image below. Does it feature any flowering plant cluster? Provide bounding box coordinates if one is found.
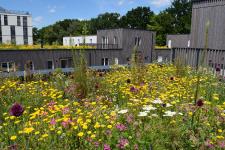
[0,64,224,149]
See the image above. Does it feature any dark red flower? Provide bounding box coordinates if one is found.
[196,99,204,107]
[126,79,131,84]
[9,103,24,117]
[170,77,174,80]
[216,67,221,72]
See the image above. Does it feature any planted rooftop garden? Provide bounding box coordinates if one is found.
[0,52,224,149]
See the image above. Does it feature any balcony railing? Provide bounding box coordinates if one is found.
[78,43,120,50]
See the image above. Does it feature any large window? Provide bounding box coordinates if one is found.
[23,16,28,26]
[101,58,109,66]
[17,16,21,26]
[0,62,16,72]
[23,27,28,45]
[10,26,16,44]
[4,15,8,25]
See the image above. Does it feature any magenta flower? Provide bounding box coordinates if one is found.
[50,118,56,125]
[116,138,129,149]
[116,124,127,132]
[219,141,225,148]
[62,107,70,114]
[104,144,111,150]
[130,86,138,93]
[9,103,24,117]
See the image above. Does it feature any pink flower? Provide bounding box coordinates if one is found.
[218,141,225,148]
[50,118,56,125]
[104,144,111,150]
[62,107,70,114]
[205,139,214,149]
[126,114,133,124]
[116,138,129,149]
[116,124,127,132]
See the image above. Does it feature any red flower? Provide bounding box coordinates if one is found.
[196,99,204,107]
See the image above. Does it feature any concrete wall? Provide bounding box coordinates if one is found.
[167,34,190,48]
[0,13,33,45]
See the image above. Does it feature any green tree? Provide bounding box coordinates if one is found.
[121,6,154,29]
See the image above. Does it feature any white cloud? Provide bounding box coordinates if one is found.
[118,0,125,6]
[48,6,57,13]
[150,0,171,7]
[33,16,43,26]
[117,0,134,6]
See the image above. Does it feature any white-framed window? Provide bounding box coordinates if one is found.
[101,58,109,66]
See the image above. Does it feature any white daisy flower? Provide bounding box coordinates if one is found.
[143,105,157,111]
[152,98,163,104]
[138,111,148,117]
[163,111,176,117]
[118,109,128,114]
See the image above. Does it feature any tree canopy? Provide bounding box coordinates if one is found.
[34,0,192,46]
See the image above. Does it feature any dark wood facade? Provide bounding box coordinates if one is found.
[167,0,225,49]
[97,28,155,64]
[0,28,155,72]
[167,34,190,48]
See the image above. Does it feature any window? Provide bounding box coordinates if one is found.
[0,62,16,72]
[10,26,16,44]
[157,56,163,63]
[168,40,172,48]
[102,37,108,48]
[0,15,2,44]
[23,16,28,26]
[115,58,119,65]
[135,37,141,46]
[47,60,54,69]
[23,27,28,45]
[61,59,68,68]
[113,36,118,44]
[1,62,8,72]
[4,15,8,25]
[90,39,92,43]
[17,16,21,26]
[101,58,109,66]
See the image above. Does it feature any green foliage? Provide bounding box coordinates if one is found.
[35,1,192,46]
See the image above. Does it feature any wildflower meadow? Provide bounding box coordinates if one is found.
[0,63,224,149]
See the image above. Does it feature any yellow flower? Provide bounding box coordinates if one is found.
[94,122,100,129]
[57,130,62,135]
[35,131,40,135]
[91,134,96,139]
[10,135,17,141]
[77,132,84,137]
[23,127,34,134]
[218,129,223,133]
[216,136,224,140]
[107,125,112,129]
[82,124,88,130]
[41,134,48,138]
[87,131,92,135]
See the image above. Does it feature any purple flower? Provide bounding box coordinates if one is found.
[130,86,138,93]
[9,103,24,117]
[104,144,111,150]
[116,138,129,149]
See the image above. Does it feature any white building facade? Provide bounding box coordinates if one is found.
[63,35,97,46]
[0,7,33,45]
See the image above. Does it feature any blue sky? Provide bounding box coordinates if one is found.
[1,0,171,28]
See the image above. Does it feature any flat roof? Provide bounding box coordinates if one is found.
[0,6,31,15]
[97,28,155,32]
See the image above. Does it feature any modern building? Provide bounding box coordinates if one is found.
[0,6,33,45]
[63,35,97,46]
[167,0,225,49]
[0,28,155,72]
